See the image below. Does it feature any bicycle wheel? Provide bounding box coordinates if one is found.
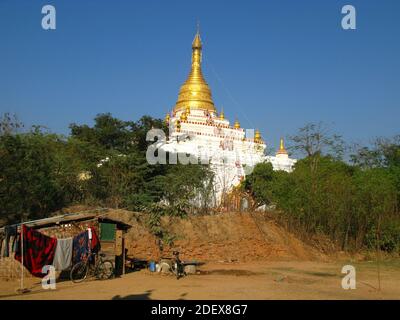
[97,260,114,280]
[70,261,89,283]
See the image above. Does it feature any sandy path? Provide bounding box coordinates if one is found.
[1,260,399,300]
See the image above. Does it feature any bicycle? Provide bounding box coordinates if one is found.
[170,251,186,279]
[70,252,114,283]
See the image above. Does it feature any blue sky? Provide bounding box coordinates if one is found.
[0,0,399,151]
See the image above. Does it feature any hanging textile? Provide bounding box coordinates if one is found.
[3,225,17,258]
[12,236,18,252]
[90,227,101,253]
[0,233,5,259]
[15,225,58,278]
[53,237,73,271]
[9,235,15,254]
[72,228,100,265]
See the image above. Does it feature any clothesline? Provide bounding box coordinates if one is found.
[1,210,104,293]
[0,207,110,266]
[0,219,98,258]
[15,225,100,277]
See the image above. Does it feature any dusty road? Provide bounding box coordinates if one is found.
[1,260,399,300]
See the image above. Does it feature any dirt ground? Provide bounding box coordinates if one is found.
[107,209,332,262]
[1,208,399,300]
[1,260,400,300]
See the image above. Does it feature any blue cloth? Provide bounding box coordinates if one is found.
[72,231,89,265]
[72,229,100,264]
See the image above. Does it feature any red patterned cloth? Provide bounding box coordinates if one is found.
[15,225,57,278]
[90,227,100,253]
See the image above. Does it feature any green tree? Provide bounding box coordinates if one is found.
[70,113,134,152]
[0,131,71,222]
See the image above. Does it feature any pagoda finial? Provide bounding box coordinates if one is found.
[277,137,288,155]
[219,107,225,120]
[192,28,202,49]
[165,112,170,123]
[173,26,216,114]
[254,129,262,143]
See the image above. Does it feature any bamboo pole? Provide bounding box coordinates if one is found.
[17,220,30,294]
[20,222,24,291]
[376,214,382,292]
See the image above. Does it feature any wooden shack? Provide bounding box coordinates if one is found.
[0,210,131,277]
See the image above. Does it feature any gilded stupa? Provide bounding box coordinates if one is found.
[159,29,296,205]
[174,31,216,114]
[276,138,288,155]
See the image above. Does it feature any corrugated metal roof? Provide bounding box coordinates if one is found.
[0,209,132,231]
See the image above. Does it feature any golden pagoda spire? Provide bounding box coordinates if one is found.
[164,112,170,123]
[192,29,202,49]
[219,107,225,120]
[234,119,240,129]
[173,28,216,114]
[276,137,288,155]
[254,129,262,143]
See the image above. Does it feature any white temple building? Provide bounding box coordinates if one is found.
[266,138,297,172]
[158,30,296,203]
